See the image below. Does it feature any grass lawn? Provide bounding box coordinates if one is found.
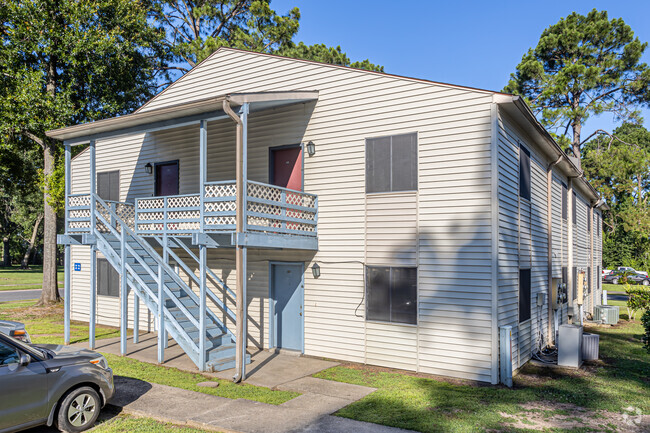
[91,413,212,433]
[0,265,64,291]
[315,308,650,432]
[0,300,298,406]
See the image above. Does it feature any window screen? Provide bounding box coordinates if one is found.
[519,145,531,200]
[519,268,531,323]
[366,133,417,193]
[97,258,119,297]
[366,266,417,324]
[562,183,568,220]
[97,170,120,202]
[572,193,577,225]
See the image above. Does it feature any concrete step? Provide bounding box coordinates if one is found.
[206,352,251,372]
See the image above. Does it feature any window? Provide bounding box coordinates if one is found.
[561,183,568,220]
[0,341,19,366]
[97,258,119,297]
[97,170,120,202]
[519,269,531,322]
[366,133,417,193]
[366,266,417,324]
[572,193,577,225]
[519,144,531,200]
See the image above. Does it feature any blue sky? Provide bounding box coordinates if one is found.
[272,0,650,141]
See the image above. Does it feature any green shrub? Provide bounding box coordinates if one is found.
[624,285,650,321]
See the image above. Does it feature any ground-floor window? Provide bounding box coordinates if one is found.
[97,258,119,297]
[366,266,417,325]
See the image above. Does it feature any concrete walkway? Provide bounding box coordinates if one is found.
[112,376,411,433]
[76,334,414,432]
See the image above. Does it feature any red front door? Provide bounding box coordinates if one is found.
[271,146,302,191]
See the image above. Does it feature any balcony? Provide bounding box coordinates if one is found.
[66,180,318,250]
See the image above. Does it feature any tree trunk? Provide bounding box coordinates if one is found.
[2,237,10,267]
[38,142,60,305]
[572,120,582,160]
[21,214,43,269]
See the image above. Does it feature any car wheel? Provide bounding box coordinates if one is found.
[643,279,649,286]
[612,278,619,285]
[56,386,100,432]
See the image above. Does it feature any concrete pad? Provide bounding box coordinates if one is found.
[214,350,339,388]
[277,376,376,401]
[280,393,353,414]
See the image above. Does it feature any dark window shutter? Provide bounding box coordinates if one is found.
[572,267,577,300]
[519,269,531,322]
[587,207,591,232]
[366,137,391,193]
[519,145,531,200]
[587,267,591,293]
[561,183,567,220]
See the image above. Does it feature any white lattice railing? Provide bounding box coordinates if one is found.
[66,194,135,233]
[134,180,317,237]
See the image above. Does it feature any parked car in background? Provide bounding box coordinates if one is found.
[602,269,612,278]
[0,332,114,432]
[604,270,650,285]
[617,266,648,276]
[0,320,31,343]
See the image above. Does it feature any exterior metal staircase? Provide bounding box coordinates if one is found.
[89,193,249,372]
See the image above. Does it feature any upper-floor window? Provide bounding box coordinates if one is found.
[519,144,531,200]
[366,133,417,193]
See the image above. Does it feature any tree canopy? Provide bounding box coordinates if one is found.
[504,9,650,159]
[0,0,167,302]
[152,0,382,84]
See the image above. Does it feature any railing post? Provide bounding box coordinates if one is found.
[199,245,207,371]
[133,291,140,344]
[89,140,96,234]
[281,190,287,231]
[134,199,139,235]
[110,202,116,228]
[120,225,127,355]
[64,142,71,345]
[163,196,168,235]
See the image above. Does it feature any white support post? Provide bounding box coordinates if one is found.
[200,119,207,231]
[133,291,140,344]
[157,248,165,363]
[89,139,96,350]
[199,245,207,371]
[241,104,249,232]
[64,142,71,345]
[120,227,127,355]
[240,103,249,379]
[162,234,169,350]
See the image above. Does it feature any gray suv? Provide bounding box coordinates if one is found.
[0,333,114,433]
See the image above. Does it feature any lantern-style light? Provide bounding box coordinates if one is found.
[312,263,320,278]
[144,163,153,174]
[306,141,316,156]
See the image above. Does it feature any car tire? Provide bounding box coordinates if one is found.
[612,278,619,285]
[56,386,101,433]
[643,279,649,286]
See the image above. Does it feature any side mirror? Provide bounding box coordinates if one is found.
[19,353,30,367]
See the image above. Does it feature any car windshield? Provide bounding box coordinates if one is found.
[0,334,44,360]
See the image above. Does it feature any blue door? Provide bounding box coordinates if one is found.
[271,263,304,352]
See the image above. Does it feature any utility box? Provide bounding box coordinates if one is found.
[558,324,583,368]
[551,278,566,309]
[576,270,585,305]
[499,326,513,388]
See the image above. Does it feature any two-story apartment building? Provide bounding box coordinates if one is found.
[50,48,605,384]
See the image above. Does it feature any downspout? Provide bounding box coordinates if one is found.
[589,202,594,314]
[546,154,562,345]
[567,178,574,321]
[223,99,246,383]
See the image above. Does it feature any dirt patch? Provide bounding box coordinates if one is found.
[500,401,649,432]
[2,302,63,320]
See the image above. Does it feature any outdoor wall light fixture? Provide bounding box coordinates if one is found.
[144,163,153,174]
[312,263,320,278]
[306,140,316,156]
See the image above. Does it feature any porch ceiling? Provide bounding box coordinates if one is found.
[45,91,319,145]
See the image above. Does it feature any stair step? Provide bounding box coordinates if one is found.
[206,352,251,372]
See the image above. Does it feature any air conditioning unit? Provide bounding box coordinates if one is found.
[582,333,599,361]
[594,305,619,324]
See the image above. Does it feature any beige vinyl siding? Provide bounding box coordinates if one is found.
[69,48,497,381]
